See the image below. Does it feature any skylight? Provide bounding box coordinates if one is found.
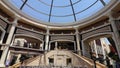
[9,0,110,24]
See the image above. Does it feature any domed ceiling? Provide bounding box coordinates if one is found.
[9,0,110,24]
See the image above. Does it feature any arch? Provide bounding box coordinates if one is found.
[82,32,113,42]
[11,34,44,49]
[81,32,119,59]
[13,34,44,43]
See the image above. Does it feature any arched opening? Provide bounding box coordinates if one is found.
[49,40,76,51]
[8,35,44,66]
[13,35,43,49]
[82,34,119,68]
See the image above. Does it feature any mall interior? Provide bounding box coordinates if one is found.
[0,0,120,68]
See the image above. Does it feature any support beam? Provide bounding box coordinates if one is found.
[100,0,106,6]
[69,0,76,21]
[48,0,54,22]
[20,0,28,10]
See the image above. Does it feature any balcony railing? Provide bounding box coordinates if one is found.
[20,66,88,68]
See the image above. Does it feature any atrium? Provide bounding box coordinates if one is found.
[0,0,120,68]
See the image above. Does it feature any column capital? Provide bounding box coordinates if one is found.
[46,29,50,34]
[76,30,79,34]
[12,17,19,26]
[74,27,79,34]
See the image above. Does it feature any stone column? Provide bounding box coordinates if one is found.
[75,28,81,55]
[108,12,120,58]
[100,38,107,65]
[93,40,98,58]
[0,17,18,67]
[45,29,50,51]
[100,38,106,59]
[55,41,58,50]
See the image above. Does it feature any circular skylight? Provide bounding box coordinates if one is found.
[9,0,110,24]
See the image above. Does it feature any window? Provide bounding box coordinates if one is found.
[67,58,72,65]
[49,58,54,64]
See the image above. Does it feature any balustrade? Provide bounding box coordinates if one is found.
[20,66,88,68]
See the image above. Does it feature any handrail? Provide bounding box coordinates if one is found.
[23,55,40,65]
[73,53,106,68]
[73,53,94,66]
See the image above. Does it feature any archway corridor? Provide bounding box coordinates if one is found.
[82,36,119,68]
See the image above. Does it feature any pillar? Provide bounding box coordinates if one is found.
[0,17,18,67]
[45,29,49,51]
[55,41,58,50]
[100,38,107,64]
[108,11,120,58]
[100,38,106,59]
[75,28,81,55]
[93,40,98,58]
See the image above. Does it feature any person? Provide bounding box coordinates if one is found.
[116,60,120,68]
[106,57,110,68]
[5,60,10,67]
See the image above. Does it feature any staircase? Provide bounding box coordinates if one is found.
[23,55,41,66]
[10,50,106,68]
[73,53,106,68]
[10,55,42,68]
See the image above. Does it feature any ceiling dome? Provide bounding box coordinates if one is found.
[8,0,110,24]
